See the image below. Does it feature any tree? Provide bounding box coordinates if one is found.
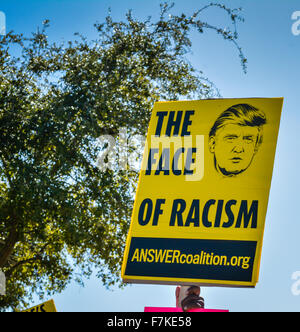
[0,2,246,311]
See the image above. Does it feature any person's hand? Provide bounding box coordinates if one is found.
[176,286,204,312]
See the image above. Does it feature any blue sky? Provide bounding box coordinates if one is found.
[1,0,300,312]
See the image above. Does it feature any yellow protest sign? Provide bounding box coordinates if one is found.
[122,98,283,287]
[22,299,57,312]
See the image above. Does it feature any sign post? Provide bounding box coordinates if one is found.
[122,98,283,288]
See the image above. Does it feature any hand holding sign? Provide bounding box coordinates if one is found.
[176,286,204,312]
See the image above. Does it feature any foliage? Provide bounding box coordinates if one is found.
[0,2,246,311]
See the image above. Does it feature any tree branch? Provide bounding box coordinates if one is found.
[0,154,13,188]
[5,241,51,278]
[5,257,38,278]
[0,221,19,269]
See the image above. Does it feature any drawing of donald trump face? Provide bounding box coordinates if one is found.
[209,104,267,177]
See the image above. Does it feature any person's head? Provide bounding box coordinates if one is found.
[209,104,267,177]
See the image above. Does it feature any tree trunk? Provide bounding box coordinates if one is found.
[0,225,18,269]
